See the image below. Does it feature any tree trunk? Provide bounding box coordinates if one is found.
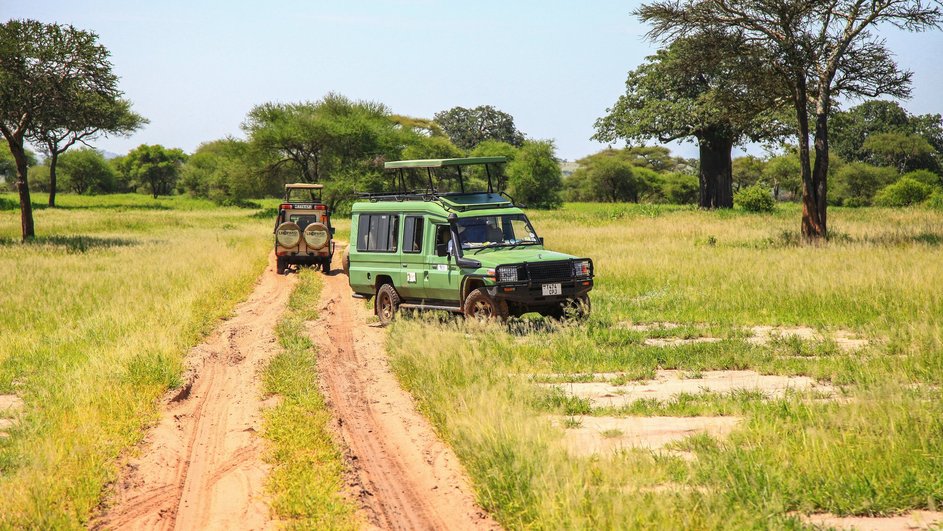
[807,110,829,238]
[791,76,824,241]
[8,139,35,240]
[697,131,734,209]
[48,150,59,207]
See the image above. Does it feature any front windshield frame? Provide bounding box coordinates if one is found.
[455,213,540,249]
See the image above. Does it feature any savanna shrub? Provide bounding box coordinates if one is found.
[874,177,933,207]
[925,191,943,210]
[0,196,16,210]
[830,162,897,206]
[902,169,942,189]
[736,184,775,212]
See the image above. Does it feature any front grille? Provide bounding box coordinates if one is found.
[526,260,572,282]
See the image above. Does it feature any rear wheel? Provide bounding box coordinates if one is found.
[375,284,401,324]
[321,257,331,273]
[276,256,287,275]
[463,288,509,320]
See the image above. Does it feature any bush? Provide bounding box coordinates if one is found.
[874,177,933,207]
[902,169,942,189]
[735,185,775,212]
[0,196,16,210]
[926,191,943,210]
[830,162,897,206]
[661,172,699,204]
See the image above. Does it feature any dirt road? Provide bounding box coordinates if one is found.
[313,268,499,531]
[98,254,294,530]
[97,250,496,530]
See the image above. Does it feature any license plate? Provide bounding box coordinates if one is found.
[541,283,562,296]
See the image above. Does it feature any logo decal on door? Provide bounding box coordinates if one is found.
[407,272,417,283]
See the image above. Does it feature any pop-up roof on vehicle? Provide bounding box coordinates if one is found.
[382,156,507,196]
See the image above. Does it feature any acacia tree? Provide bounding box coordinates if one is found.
[638,0,943,239]
[243,93,401,184]
[122,144,187,198]
[595,32,786,208]
[31,97,145,207]
[433,105,526,150]
[0,20,137,238]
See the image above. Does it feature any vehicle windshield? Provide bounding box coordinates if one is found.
[456,214,539,249]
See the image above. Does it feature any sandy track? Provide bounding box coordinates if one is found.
[96,254,294,530]
[313,265,499,531]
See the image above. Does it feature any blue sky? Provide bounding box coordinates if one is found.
[4,0,942,161]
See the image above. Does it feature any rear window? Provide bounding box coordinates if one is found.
[289,214,320,229]
[357,214,398,252]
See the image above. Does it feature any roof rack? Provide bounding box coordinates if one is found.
[355,189,519,212]
[382,157,508,195]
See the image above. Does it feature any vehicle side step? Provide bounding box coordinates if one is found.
[399,302,463,313]
[351,293,369,299]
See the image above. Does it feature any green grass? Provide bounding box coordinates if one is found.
[262,268,359,529]
[388,202,943,529]
[0,193,272,527]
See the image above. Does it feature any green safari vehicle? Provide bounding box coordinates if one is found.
[346,157,594,323]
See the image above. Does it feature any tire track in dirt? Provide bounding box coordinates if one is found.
[96,253,294,530]
[313,253,499,531]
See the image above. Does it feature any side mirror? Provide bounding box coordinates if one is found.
[435,242,449,257]
[538,236,544,245]
[330,227,336,235]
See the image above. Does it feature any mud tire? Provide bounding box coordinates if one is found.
[276,256,287,275]
[375,283,401,324]
[553,294,591,321]
[463,288,509,320]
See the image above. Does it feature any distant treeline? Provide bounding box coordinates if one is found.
[3,98,941,212]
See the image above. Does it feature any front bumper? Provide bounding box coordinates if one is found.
[487,278,593,305]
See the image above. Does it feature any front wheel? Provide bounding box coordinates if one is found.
[375,284,401,324]
[463,288,509,320]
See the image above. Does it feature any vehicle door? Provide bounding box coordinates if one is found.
[424,222,461,303]
[398,214,425,299]
[352,212,401,292]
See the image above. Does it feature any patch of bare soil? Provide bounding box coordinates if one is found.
[0,394,23,437]
[545,369,833,408]
[619,321,683,332]
[643,337,722,347]
[748,325,869,351]
[802,511,943,530]
[551,415,741,457]
[96,253,295,530]
[313,262,498,530]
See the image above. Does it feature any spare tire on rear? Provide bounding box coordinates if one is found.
[275,222,301,247]
[303,222,330,249]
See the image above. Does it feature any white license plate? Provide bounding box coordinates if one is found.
[541,283,562,296]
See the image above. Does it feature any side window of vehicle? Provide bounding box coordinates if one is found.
[357,214,399,252]
[402,216,424,253]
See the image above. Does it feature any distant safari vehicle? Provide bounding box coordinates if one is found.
[346,157,594,323]
[274,183,335,274]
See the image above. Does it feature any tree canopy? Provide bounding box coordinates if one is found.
[118,144,187,198]
[433,105,525,150]
[0,19,135,239]
[638,0,943,239]
[505,140,562,209]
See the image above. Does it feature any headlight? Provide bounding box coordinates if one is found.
[573,259,591,278]
[497,265,519,282]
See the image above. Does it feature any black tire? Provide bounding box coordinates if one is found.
[463,288,509,320]
[375,283,401,324]
[321,257,331,274]
[276,256,287,275]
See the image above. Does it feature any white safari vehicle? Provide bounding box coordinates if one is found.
[274,183,335,274]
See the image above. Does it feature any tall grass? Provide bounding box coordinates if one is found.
[262,269,359,529]
[0,194,271,527]
[389,203,943,529]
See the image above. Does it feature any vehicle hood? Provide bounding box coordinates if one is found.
[466,247,581,268]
